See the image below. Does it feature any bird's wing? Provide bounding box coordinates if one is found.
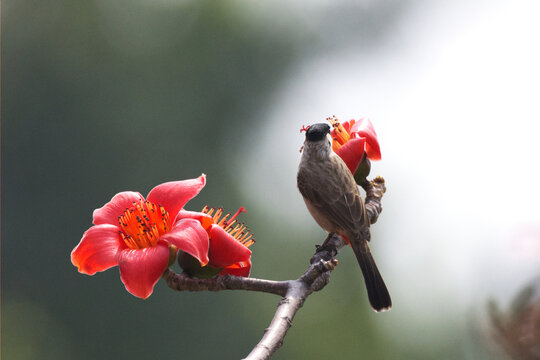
[297,155,370,240]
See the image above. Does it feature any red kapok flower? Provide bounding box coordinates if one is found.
[328,116,381,174]
[176,206,254,277]
[71,175,209,299]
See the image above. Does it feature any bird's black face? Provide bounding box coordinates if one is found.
[305,123,331,142]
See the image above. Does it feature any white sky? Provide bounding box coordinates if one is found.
[240,0,540,321]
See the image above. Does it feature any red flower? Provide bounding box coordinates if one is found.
[328,116,381,174]
[71,175,209,299]
[176,207,254,277]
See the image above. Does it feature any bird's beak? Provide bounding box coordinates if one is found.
[326,133,333,144]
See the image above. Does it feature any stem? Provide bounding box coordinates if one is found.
[164,176,386,360]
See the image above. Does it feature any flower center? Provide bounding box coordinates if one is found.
[118,200,171,249]
[201,206,255,248]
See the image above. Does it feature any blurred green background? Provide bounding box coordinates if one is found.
[3,1,539,359]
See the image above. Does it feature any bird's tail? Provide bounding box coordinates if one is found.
[352,240,392,312]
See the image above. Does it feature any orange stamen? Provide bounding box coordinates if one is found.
[331,141,342,152]
[327,115,351,146]
[118,200,171,249]
[201,206,255,248]
[225,207,246,226]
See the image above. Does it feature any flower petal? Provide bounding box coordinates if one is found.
[160,219,210,266]
[342,119,354,134]
[118,242,170,299]
[71,224,125,275]
[146,174,206,221]
[220,260,251,277]
[335,137,366,174]
[174,210,214,231]
[350,118,381,160]
[93,191,145,226]
[208,224,251,268]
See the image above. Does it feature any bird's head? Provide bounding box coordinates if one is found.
[301,123,332,158]
[304,123,331,142]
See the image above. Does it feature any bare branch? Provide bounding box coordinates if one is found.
[363,176,386,224]
[164,240,342,360]
[243,258,338,360]
[164,269,290,297]
[164,176,386,360]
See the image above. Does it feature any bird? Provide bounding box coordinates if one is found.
[297,122,391,312]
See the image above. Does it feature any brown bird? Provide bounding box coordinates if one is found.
[297,123,391,311]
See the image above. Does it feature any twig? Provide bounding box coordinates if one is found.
[243,257,338,360]
[363,175,386,225]
[164,270,290,297]
[163,177,386,360]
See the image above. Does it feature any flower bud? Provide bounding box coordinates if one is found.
[178,250,221,278]
[353,154,371,187]
[167,244,178,267]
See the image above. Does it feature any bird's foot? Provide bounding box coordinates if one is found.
[311,233,341,263]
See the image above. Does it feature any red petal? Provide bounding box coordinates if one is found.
[208,224,251,268]
[93,191,144,225]
[160,219,210,266]
[174,210,214,231]
[118,243,170,299]
[220,260,251,277]
[71,224,125,275]
[335,137,366,174]
[365,141,382,161]
[350,118,381,160]
[342,119,354,134]
[146,175,206,221]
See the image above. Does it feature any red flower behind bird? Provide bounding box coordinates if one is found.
[71,174,255,299]
[327,116,381,175]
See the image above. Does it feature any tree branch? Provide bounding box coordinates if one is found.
[164,269,290,297]
[163,177,386,360]
[363,175,386,225]
[243,257,338,360]
[164,248,340,360]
